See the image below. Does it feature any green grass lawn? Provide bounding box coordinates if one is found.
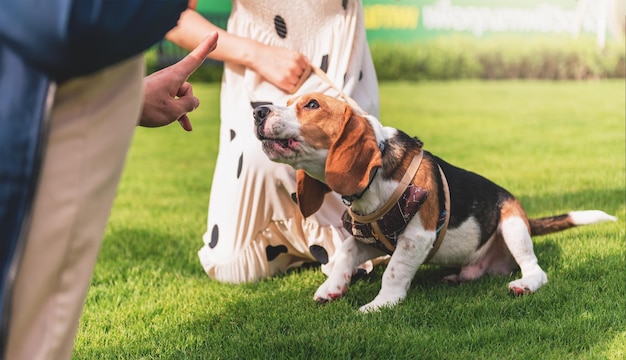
[73,80,625,359]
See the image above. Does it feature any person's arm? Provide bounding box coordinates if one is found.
[139,33,218,131]
[0,0,189,80]
[166,9,310,93]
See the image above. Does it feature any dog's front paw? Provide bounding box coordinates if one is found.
[358,294,403,313]
[314,276,349,303]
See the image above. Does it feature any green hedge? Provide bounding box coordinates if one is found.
[147,35,624,81]
[370,35,624,81]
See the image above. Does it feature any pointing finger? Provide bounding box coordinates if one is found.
[174,32,219,80]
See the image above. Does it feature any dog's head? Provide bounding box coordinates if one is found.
[254,93,382,217]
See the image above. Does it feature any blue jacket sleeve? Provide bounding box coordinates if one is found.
[0,0,187,80]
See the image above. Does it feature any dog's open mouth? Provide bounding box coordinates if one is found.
[265,137,295,149]
[259,137,300,158]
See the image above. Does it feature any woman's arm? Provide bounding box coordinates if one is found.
[165,9,310,93]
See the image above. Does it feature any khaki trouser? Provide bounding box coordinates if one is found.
[6,56,144,360]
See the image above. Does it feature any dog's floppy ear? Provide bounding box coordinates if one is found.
[296,170,331,218]
[325,106,382,196]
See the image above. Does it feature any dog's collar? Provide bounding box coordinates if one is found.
[341,141,386,205]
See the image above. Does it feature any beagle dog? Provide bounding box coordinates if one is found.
[253,92,616,312]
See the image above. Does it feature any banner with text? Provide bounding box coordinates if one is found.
[196,0,623,44]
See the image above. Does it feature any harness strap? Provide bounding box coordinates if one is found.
[369,221,397,254]
[347,152,424,254]
[348,151,424,224]
[424,165,450,263]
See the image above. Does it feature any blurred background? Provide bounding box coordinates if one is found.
[149,0,625,82]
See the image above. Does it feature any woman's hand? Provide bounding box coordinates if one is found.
[248,43,311,94]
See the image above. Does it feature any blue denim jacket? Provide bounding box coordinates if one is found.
[0,0,187,355]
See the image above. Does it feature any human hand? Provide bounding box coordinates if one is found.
[139,32,218,131]
[249,44,311,94]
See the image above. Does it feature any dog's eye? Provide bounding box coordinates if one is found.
[304,99,319,109]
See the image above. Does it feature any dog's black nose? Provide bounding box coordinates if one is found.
[253,106,271,126]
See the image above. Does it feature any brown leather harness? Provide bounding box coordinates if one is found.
[343,151,451,262]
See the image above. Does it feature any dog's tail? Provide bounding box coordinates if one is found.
[529,210,617,236]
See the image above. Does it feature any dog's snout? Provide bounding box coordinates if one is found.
[254,106,271,126]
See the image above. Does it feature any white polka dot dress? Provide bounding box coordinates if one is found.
[198,0,379,283]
